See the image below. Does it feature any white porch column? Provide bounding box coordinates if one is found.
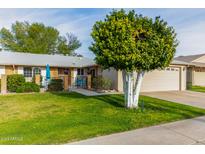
[17,66,23,75]
[0,66,5,79]
[70,68,77,88]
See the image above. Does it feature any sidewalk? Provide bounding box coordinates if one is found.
[69,116,205,145]
[70,88,122,96]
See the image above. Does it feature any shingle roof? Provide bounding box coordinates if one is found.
[0,51,96,68]
[171,60,190,65]
[0,51,189,68]
[174,53,205,63]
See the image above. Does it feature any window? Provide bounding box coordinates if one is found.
[23,67,32,77]
[77,68,84,75]
[166,67,170,71]
[33,67,41,76]
[64,68,69,75]
[166,67,179,71]
[77,68,81,75]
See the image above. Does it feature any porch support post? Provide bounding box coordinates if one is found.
[70,68,77,88]
[87,74,91,89]
[63,75,69,90]
[1,74,7,94]
[35,74,41,86]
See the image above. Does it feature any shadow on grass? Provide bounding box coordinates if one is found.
[49,91,89,99]
[48,92,205,118]
[91,95,125,108]
[49,91,125,108]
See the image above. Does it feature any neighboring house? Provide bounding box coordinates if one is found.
[175,54,205,86]
[0,51,100,88]
[102,60,189,92]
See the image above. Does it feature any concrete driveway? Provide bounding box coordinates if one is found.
[70,116,205,145]
[142,90,205,109]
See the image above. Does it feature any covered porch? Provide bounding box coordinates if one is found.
[49,65,101,90]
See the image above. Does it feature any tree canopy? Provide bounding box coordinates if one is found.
[0,21,81,56]
[90,9,178,72]
[90,9,178,108]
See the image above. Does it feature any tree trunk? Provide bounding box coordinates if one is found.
[122,70,144,109]
[127,72,133,108]
[133,71,145,108]
[122,70,134,108]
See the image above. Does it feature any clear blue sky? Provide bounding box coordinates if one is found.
[0,8,205,58]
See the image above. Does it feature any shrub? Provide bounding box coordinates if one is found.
[187,82,192,89]
[92,76,112,90]
[7,74,25,92]
[48,79,63,91]
[16,82,40,93]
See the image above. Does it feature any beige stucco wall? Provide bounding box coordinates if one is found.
[102,68,119,90]
[193,71,205,86]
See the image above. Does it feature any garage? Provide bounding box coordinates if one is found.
[102,62,187,92]
[141,67,181,92]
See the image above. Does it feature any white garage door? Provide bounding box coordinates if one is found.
[141,67,180,92]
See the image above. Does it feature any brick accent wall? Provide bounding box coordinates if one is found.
[5,65,17,75]
[50,67,58,78]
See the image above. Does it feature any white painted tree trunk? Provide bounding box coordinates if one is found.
[133,71,145,108]
[122,70,145,109]
[127,72,133,108]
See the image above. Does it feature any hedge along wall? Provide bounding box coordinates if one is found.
[7,74,25,92]
[6,74,40,93]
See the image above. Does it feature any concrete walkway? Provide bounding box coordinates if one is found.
[70,116,205,145]
[142,90,205,109]
[70,88,122,96]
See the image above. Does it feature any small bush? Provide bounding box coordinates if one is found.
[187,82,192,89]
[48,79,63,91]
[92,76,112,90]
[16,82,40,93]
[7,74,25,92]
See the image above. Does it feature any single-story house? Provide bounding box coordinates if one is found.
[0,51,100,88]
[1,51,205,92]
[175,53,205,87]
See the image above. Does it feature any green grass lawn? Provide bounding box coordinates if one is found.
[1,92,205,145]
[188,85,205,93]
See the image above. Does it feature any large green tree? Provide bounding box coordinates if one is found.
[0,21,81,55]
[90,9,178,108]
